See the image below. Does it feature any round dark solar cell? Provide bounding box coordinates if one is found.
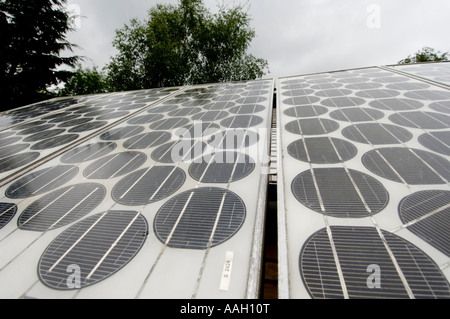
[18,183,106,232]
[38,210,148,290]
[329,107,384,122]
[356,89,401,99]
[123,131,172,150]
[154,187,246,250]
[11,121,46,130]
[342,123,413,145]
[189,151,255,183]
[281,83,310,90]
[150,118,190,130]
[147,105,177,113]
[97,111,129,121]
[389,111,450,129]
[321,97,366,107]
[174,122,221,139]
[204,101,236,110]
[127,114,164,125]
[362,148,450,184]
[315,89,353,97]
[287,137,357,164]
[69,121,108,133]
[6,165,79,199]
[229,104,265,115]
[23,129,66,142]
[112,166,185,206]
[100,126,145,141]
[58,118,93,128]
[118,103,147,111]
[283,96,321,106]
[48,114,79,123]
[30,134,79,150]
[284,105,328,118]
[369,98,424,111]
[61,142,117,164]
[192,111,229,122]
[151,140,207,163]
[429,101,450,114]
[418,131,450,155]
[300,226,450,299]
[386,82,430,90]
[208,129,260,149]
[168,107,202,117]
[399,190,450,257]
[345,83,383,90]
[84,151,147,179]
[17,124,54,135]
[404,90,450,100]
[0,136,22,148]
[292,168,388,218]
[310,83,343,90]
[372,76,410,83]
[285,118,339,135]
[0,144,30,158]
[220,115,264,129]
[0,152,40,173]
[0,203,17,230]
[282,89,314,97]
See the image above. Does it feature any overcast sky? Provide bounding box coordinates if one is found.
[64,0,450,80]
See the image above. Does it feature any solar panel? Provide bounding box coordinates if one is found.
[0,79,274,299]
[277,64,450,299]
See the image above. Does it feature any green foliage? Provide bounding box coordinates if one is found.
[106,0,268,91]
[58,65,109,97]
[399,47,449,64]
[0,0,80,111]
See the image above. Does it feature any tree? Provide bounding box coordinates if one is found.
[106,0,268,91]
[0,0,81,111]
[58,65,109,96]
[399,47,449,64]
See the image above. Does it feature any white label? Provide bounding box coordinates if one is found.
[219,251,234,291]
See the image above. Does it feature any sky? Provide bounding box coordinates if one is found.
[64,0,450,81]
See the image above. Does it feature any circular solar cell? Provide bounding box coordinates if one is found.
[321,97,366,107]
[189,151,255,183]
[389,111,450,129]
[0,144,30,158]
[168,107,202,117]
[0,203,17,230]
[18,183,106,232]
[112,166,185,206]
[284,105,328,118]
[182,99,211,107]
[369,98,424,111]
[282,89,314,97]
[229,104,265,115]
[61,142,117,164]
[285,118,339,136]
[342,123,413,145]
[283,96,321,106]
[418,131,450,155]
[154,187,246,250]
[220,115,264,129]
[123,131,172,150]
[287,137,357,164]
[85,109,110,117]
[292,168,388,218]
[372,76,409,83]
[204,101,235,110]
[127,114,164,125]
[151,140,207,164]
[213,95,240,102]
[192,111,229,122]
[399,190,450,257]
[147,105,177,113]
[300,226,450,299]
[118,103,147,111]
[174,122,221,139]
[208,129,260,149]
[150,118,190,130]
[429,101,450,114]
[100,126,145,141]
[0,152,40,173]
[11,121,46,130]
[386,82,430,90]
[38,210,148,290]
[58,118,93,128]
[0,136,22,148]
[310,83,343,90]
[84,152,147,179]
[362,148,450,184]
[329,107,384,122]
[23,129,66,142]
[282,83,310,90]
[48,114,79,123]
[97,111,129,121]
[345,82,383,90]
[404,90,450,100]
[17,124,54,135]
[6,165,79,199]
[315,89,353,97]
[30,134,79,150]
[69,121,108,133]
[356,89,400,99]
